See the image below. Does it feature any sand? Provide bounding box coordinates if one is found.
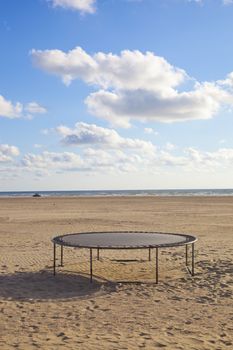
[0,196,233,350]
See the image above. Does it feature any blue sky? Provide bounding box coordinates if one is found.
[1,0,233,191]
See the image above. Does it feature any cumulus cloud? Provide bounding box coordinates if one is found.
[83,148,146,173]
[2,136,233,179]
[165,142,176,151]
[18,124,157,174]
[184,147,233,168]
[31,47,187,91]
[21,151,84,171]
[20,149,146,174]
[156,146,233,170]
[49,0,96,13]
[18,120,233,175]
[218,72,233,89]
[0,94,47,119]
[0,95,23,119]
[56,122,155,153]
[16,145,233,177]
[31,46,233,126]
[86,82,229,126]
[0,144,20,162]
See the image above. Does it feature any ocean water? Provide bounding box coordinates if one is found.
[0,189,233,197]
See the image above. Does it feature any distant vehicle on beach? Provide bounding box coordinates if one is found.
[32,193,41,197]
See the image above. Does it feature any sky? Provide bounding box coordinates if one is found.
[1,0,233,191]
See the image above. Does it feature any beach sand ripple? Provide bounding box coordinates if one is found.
[0,196,232,349]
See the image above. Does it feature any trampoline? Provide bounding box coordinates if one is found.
[52,231,197,283]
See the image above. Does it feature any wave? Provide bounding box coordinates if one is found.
[1,189,233,197]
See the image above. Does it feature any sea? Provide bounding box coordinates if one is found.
[0,189,233,197]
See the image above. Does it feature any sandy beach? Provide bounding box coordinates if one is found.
[0,196,232,349]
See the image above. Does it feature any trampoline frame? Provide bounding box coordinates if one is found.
[52,231,197,283]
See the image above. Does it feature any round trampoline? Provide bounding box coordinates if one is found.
[52,231,197,283]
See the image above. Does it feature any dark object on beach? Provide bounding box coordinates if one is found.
[33,193,41,197]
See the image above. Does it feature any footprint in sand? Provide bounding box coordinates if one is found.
[220,340,232,346]
[154,342,167,348]
[189,337,205,345]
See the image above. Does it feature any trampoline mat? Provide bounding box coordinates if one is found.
[53,231,197,249]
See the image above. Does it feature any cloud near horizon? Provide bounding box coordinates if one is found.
[2,121,233,178]
[31,46,233,127]
[0,121,228,177]
[11,145,233,178]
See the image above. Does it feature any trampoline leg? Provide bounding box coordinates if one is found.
[148,248,151,261]
[90,248,93,283]
[156,247,159,284]
[61,245,64,267]
[97,248,100,261]
[185,244,195,277]
[192,243,195,276]
[53,243,56,276]
[185,244,188,266]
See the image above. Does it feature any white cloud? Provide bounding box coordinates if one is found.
[0,144,20,162]
[165,142,176,151]
[31,46,233,127]
[86,82,228,126]
[25,102,47,114]
[0,95,23,119]
[0,94,47,119]
[83,148,146,173]
[21,151,84,171]
[48,0,233,14]
[18,124,157,174]
[17,145,233,177]
[31,47,187,91]
[218,72,233,89]
[157,150,187,167]
[49,0,96,13]
[2,139,233,181]
[144,128,159,135]
[56,122,155,153]
[34,121,233,174]
[155,146,233,170]
[20,149,145,174]
[184,147,233,169]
